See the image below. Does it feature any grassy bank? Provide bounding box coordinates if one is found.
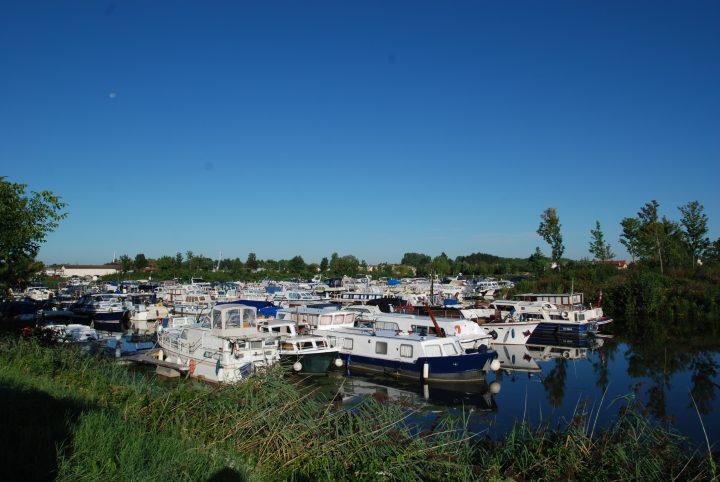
[0,337,716,481]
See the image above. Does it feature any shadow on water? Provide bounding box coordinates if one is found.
[0,382,94,482]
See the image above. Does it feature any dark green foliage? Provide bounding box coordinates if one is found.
[537,208,565,267]
[679,200,711,268]
[134,253,148,271]
[589,221,615,261]
[0,177,67,297]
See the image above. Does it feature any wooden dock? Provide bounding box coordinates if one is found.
[121,348,189,374]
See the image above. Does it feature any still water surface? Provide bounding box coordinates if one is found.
[294,331,720,446]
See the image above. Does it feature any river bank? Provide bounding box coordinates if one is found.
[1,336,716,481]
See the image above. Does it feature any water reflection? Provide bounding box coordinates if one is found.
[689,352,720,415]
[299,328,720,445]
[337,376,498,413]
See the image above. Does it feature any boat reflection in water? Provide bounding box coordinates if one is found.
[297,370,500,414]
[493,344,542,375]
[525,333,605,361]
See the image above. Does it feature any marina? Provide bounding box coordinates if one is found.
[3,277,717,449]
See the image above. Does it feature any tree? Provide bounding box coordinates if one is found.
[118,254,133,275]
[246,252,258,271]
[401,252,432,276]
[679,200,710,268]
[637,201,664,273]
[330,254,359,276]
[431,253,451,276]
[287,255,306,275]
[619,217,641,263]
[134,253,148,271]
[156,255,177,272]
[589,221,615,261]
[528,246,547,278]
[537,208,564,269]
[704,238,720,265]
[319,257,329,273]
[0,177,67,297]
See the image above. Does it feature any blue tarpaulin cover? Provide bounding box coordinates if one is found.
[217,300,274,310]
[259,307,282,317]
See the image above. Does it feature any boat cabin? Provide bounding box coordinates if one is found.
[210,305,258,336]
[514,293,584,308]
[277,307,356,330]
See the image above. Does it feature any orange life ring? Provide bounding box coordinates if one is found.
[454,325,461,334]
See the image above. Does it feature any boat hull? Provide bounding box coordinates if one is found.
[282,352,338,375]
[339,351,496,383]
[157,346,256,384]
[534,321,597,336]
[481,322,537,345]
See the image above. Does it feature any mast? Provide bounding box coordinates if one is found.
[424,303,445,338]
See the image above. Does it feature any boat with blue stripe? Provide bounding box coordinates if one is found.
[326,327,499,382]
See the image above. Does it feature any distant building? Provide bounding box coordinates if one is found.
[46,264,119,279]
[604,260,628,269]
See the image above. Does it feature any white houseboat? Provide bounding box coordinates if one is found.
[157,304,280,384]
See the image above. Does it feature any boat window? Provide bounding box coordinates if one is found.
[376,321,400,331]
[327,336,336,347]
[316,340,326,348]
[265,339,276,346]
[425,345,441,357]
[234,341,247,350]
[281,342,294,351]
[319,315,332,326]
[443,343,457,355]
[212,310,223,330]
[400,344,413,358]
[243,309,256,328]
[375,341,388,355]
[180,330,188,340]
[343,338,353,350]
[578,314,585,321]
[250,341,263,349]
[225,309,243,329]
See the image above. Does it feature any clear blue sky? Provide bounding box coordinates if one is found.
[2,1,718,265]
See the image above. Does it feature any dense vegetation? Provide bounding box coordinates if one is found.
[0,337,716,481]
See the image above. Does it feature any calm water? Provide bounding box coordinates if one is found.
[294,329,720,446]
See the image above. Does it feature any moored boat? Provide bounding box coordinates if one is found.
[156,304,280,384]
[259,319,341,374]
[325,327,499,383]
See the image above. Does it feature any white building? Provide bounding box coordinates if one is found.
[47,265,119,279]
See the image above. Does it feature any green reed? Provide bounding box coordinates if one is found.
[0,336,716,481]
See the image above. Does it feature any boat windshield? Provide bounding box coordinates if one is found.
[216,308,256,329]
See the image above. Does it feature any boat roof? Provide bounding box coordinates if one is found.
[278,306,340,315]
[264,319,308,328]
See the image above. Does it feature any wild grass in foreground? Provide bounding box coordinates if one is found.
[0,336,716,481]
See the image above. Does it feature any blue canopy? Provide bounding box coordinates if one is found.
[259,306,283,317]
[387,279,400,286]
[217,299,274,310]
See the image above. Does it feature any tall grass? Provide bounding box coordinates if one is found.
[1,336,716,481]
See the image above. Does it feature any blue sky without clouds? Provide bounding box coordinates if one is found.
[2,1,718,265]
